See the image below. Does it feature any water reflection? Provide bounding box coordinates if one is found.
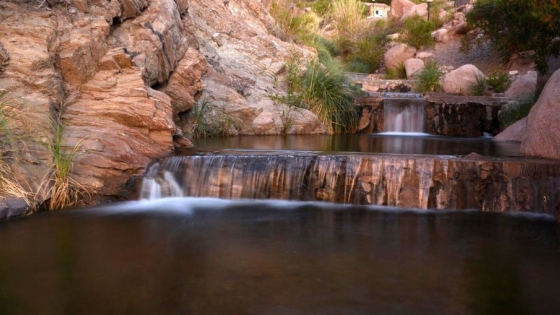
[193,134,521,157]
[0,200,559,314]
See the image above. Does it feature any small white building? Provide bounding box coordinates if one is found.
[365,3,391,19]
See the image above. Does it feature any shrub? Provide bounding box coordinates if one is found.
[345,60,371,73]
[347,29,388,73]
[401,15,435,49]
[311,0,332,16]
[270,0,320,44]
[470,75,487,96]
[465,0,560,74]
[385,63,407,79]
[331,0,367,43]
[415,61,441,92]
[301,61,359,133]
[498,98,536,128]
[486,70,511,93]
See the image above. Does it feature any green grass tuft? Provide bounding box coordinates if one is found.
[415,61,441,92]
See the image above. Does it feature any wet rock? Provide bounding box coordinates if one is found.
[0,198,29,222]
[494,118,526,142]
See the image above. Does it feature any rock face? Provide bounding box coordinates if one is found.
[400,3,427,21]
[384,43,417,70]
[0,0,324,203]
[442,64,485,95]
[521,68,560,159]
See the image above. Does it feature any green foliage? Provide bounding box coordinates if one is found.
[465,0,560,74]
[346,29,388,73]
[486,70,512,93]
[414,61,441,92]
[331,0,367,43]
[385,63,407,79]
[345,60,371,73]
[401,15,435,49]
[499,97,536,128]
[470,75,487,96]
[314,36,340,57]
[301,62,359,133]
[270,0,320,44]
[311,0,332,15]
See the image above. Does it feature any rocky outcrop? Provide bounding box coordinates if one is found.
[400,3,427,21]
[521,68,560,160]
[0,0,324,204]
[384,43,417,70]
[442,64,485,95]
[390,0,415,20]
[505,71,537,100]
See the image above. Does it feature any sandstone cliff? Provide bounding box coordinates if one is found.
[0,0,322,203]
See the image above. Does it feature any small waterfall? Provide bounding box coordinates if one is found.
[383,95,426,134]
[140,153,560,215]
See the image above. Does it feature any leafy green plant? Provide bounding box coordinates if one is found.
[401,15,435,49]
[347,29,388,73]
[415,61,441,92]
[345,60,371,73]
[486,70,511,93]
[470,75,487,96]
[311,0,332,15]
[499,97,536,128]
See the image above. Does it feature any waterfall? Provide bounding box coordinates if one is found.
[383,96,426,134]
[139,153,560,215]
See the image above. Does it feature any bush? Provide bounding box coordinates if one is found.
[345,60,371,73]
[301,62,359,133]
[270,0,319,44]
[465,0,560,74]
[346,29,388,73]
[402,15,435,49]
[486,70,511,93]
[331,0,367,43]
[385,63,407,79]
[499,97,536,128]
[311,0,332,15]
[415,61,441,92]
[470,75,487,96]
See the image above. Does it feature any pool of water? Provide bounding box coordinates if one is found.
[193,134,520,157]
[1,199,559,314]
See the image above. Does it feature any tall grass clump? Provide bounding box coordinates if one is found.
[331,0,367,45]
[346,29,389,73]
[385,63,407,79]
[401,15,435,49]
[186,100,233,138]
[301,62,359,133]
[0,92,34,207]
[39,119,86,210]
[470,75,487,96]
[415,61,441,92]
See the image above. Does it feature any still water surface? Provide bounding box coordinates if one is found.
[194,134,520,157]
[0,199,559,315]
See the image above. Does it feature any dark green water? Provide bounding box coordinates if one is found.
[193,134,520,157]
[0,199,559,315]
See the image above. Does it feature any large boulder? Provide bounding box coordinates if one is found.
[442,64,485,95]
[505,71,537,100]
[400,3,428,21]
[520,68,560,159]
[390,0,416,20]
[384,43,417,70]
[404,58,424,78]
[494,118,526,142]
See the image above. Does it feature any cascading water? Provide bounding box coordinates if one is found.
[382,93,426,134]
[141,152,560,215]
